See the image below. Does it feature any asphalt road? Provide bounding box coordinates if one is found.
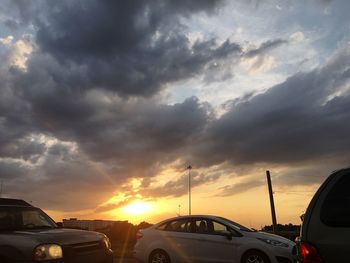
[114,259,137,263]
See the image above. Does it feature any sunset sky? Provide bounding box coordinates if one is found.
[1,0,350,228]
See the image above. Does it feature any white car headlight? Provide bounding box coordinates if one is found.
[34,244,63,261]
[257,238,289,248]
[102,236,111,250]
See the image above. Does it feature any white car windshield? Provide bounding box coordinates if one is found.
[216,216,255,232]
[0,207,57,231]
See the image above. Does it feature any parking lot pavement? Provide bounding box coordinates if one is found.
[114,258,138,263]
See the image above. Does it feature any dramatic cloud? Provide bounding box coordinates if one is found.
[244,39,288,58]
[217,178,265,197]
[22,0,240,97]
[139,171,222,199]
[193,46,350,170]
[0,0,349,214]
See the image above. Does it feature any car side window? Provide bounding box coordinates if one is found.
[320,173,350,227]
[156,223,167,230]
[193,219,230,235]
[164,219,192,232]
[0,211,15,230]
[212,221,228,233]
[22,210,52,227]
[194,219,209,234]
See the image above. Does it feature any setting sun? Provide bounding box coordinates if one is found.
[123,201,152,216]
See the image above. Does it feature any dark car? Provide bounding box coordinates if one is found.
[299,167,350,262]
[0,198,114,263]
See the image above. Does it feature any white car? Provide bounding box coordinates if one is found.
[134,215,297,263]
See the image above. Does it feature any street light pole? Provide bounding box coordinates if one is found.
[187,165,192,215]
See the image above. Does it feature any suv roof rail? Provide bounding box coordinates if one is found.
[0,198,33,207]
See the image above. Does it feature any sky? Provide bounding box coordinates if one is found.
[0,0,350,228]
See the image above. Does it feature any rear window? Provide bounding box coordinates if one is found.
[320,172,350,227]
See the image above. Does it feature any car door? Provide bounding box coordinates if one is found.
[161,218,198,262]
[192,218,237,263]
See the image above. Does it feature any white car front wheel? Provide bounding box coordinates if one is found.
[149,249,171,263]
[241,250,270,263]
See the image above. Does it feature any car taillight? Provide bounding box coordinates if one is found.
[300,242,323,263]
[136,231,144,239]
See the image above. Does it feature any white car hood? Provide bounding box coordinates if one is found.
[246,231,296,246]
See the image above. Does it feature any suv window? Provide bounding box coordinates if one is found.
[320,173,350,227]
[0,207,56,231]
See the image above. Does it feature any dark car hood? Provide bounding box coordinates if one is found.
[12,228,104,245]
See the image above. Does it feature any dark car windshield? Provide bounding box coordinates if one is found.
[216,216,254,232]
[0,206,57,231]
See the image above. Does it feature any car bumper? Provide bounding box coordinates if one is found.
[270,246,298,263]
[16,249,114,263]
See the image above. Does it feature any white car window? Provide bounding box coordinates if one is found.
[212,221,228,233]
[165,219,192,232]
[194,219,208,233]
[193,219,230,235]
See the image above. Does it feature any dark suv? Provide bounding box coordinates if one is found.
[299,167,350,262]
[0,198,114,263]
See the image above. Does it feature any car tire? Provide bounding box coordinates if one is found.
[241,250,270,263]
[149,249,171,263]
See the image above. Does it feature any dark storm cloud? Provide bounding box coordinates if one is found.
[1,0,350,209]
[1,83,213,210]
[23,91,211,173]
[217,178,265,197]
[274,159,350,187]
[141,171,222,198]
[4,19,19,30]
[95,201,130,213]
[1,0,232,209]
[193,47,350,169]
[0,59,39,163]
[244,39,288,58]
[35,0,223,59]
[0,160,28,179]
[19,0,239,97]
[0,138,46,163]
[3,143,125,211]
[95,196,146,213]
[3,45,350,203]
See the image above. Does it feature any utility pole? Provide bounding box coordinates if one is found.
[266,170,277,234]
[187,165,192,215]
[0,181,2,198]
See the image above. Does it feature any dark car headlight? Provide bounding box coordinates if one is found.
[34,244,63,261]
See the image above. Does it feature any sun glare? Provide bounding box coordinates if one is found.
[123,201,152,215]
